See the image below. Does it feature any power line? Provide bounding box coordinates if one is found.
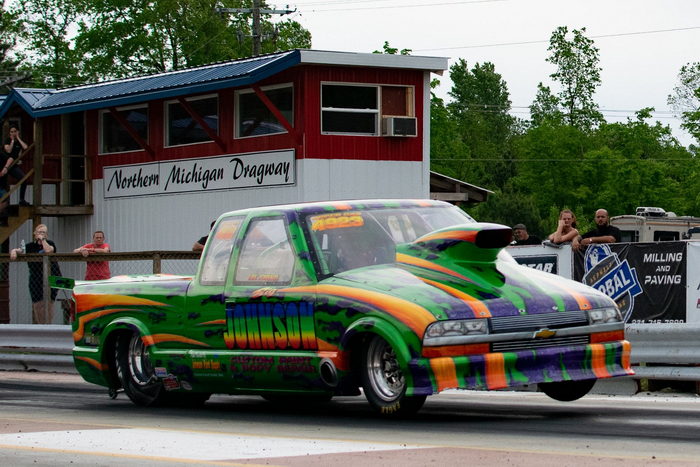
[301,0,504,12]
[414,26,700,52]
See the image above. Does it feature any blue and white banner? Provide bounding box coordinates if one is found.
[575,242,686,323]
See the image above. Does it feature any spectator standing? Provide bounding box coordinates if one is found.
[2,125,30,206]
[0,148,9,218]
[193,221,216,252]
[573,209,621,251]
[512,224,542,245]
[9,224,61,324]
[548,209,579,244]
[74,230,111,280]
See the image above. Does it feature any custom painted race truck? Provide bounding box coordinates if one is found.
[69,199,633,415]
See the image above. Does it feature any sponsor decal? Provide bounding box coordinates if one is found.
[231,355,273,373]
[181,381,193,391]
[278,356,315,373]
[641,251,683,286]
[192,360,222,371]
[162,375,180,391]
[154,367,168,378]
[310,212,364,231]
[582,245,642,321]
[514,255,558,274]
[223,301,317,350]
[104,149,295,198]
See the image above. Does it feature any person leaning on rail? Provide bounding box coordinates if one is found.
[572,209,621,251]
[9,224,61,324]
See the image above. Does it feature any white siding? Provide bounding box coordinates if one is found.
[7,158,425,323]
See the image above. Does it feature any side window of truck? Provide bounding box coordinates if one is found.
[200,217,243,285]
[235,217,295,285]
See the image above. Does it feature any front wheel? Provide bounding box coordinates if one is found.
[538,379,596,402]
[360,335,426,416]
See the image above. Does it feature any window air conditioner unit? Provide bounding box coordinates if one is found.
[381,116,417,137]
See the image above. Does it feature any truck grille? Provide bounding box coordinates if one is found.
[492,335,590,352]
[490,310,588,334]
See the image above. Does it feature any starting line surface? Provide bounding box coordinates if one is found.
[0,428,427,461]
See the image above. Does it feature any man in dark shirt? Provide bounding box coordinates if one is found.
[512,223,542,246]
[573,209,621,250]
[192,220,216,253]
[2,125,30,206]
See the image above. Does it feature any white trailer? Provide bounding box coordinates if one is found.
[611,213,700,243]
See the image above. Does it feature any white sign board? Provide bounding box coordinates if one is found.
[103,149,295,199]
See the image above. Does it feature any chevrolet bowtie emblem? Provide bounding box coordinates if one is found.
[534,328,556,339]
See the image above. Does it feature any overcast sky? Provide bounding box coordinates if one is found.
[289,0,700,146]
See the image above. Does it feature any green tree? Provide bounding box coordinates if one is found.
[540,26,603,130]
[510,122,591,233]
[510,108,698,233]
[469,187,543,236]
[373,41,411,56]
[590,109,696,216]
[430,92,471,182]
[444,59,517,190]
[16,0,312,84]
[668,62,700,145]
[17,0,83,87]
[0,1,24,92]
[529,83,562,127]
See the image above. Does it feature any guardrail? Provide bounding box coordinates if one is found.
[2,324,700,381]
[625,324,700,381]
[0,324,76,373]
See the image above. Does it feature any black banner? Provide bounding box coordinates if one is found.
[573,242,686,323]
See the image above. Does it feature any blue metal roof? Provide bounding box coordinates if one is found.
[1,50,301,118]
[0,49,448,119]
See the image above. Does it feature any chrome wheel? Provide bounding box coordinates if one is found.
[127,333,154,386]
[360,335,426,416]
[366,336,405,402]
[115,332,163,406]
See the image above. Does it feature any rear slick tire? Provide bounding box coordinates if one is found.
[538,379,596,402]
[360,335,426,416]
[115,331,165,406]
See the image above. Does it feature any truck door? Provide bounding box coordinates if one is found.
[224,215,321,391]
[180,216,244,385]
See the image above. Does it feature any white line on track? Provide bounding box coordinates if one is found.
[0,428,428,461]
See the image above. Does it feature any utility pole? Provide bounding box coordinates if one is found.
[215,3,296,57]
[252,0,261,56]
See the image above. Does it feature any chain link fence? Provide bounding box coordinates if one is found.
[1,251,201,325]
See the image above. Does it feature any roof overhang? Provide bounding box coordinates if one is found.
[429,171,492,204]
[0,49,449,119]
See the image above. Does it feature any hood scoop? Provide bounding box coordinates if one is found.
[398,223,513,264]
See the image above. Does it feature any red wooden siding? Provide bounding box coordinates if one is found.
[73,65,426,181]
[300,66,425,162]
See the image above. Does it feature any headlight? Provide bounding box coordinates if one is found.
[587,307,622,324]
[425,319,489,338]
